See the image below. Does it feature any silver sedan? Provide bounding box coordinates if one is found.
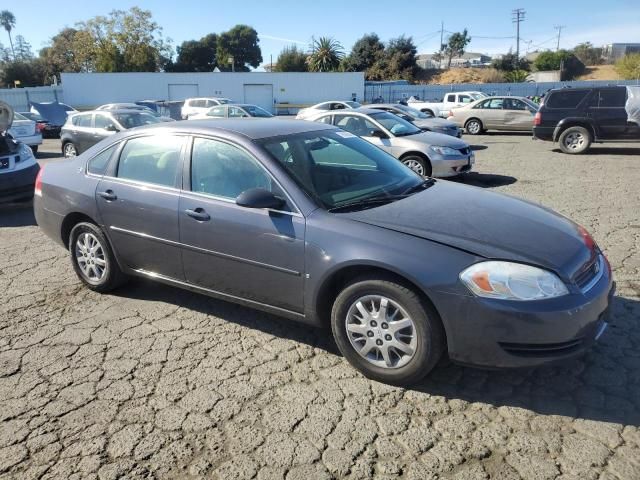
[448,96,538,134]
[306,108,474,177]
[366,103,462,137]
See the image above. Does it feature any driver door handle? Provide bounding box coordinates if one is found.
[184,208,210,221]
[97,190,117,201]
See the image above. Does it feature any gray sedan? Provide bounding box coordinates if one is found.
[306,108,473,177]
[366,103,462,137]
[34,119,613,386]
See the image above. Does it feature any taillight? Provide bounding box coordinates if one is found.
[34,167,44,197]
[534,111,542,126]
[35,122,46,133]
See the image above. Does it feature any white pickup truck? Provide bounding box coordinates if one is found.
[407,91,488,118]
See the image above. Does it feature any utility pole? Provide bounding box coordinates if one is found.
[554,25,565,52]
[512,8,526,64]
[439,21,444,70]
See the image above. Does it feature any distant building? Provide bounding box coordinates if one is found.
[417,52,492,70]
[603,43,640,62]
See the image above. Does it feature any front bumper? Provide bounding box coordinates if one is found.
[0,162,40,203]
[431,152,475,178]
[435,266,615,368]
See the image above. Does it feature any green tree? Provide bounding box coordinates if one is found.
[216,25,262,72]
[615,53,640,80]
[306,36,344,72]
[274,45,308,72]
[0,59,45,87]
[492,50,530,72]
[0,10,15,59]
[343,33,385,73]
[573,42,603,66]
[534,50,585,80]
[80,7,172,72]
[383,35,418,81]
[504,69,528,82]
[14,35,33,60]
[169,34,218,72]
[39,28,96,80]
[443,29,471,68]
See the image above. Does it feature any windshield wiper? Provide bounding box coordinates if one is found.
[401,178,435,195]
[328,195,407,213]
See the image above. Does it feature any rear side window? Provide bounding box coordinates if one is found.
[117,136,184,187]
[87,145,117,176]
[546,90,589,109]
[597,89,627,108]
[72,114,92,127]
[207,106,225,118]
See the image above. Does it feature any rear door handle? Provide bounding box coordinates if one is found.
[97,190,117,201]
[184,208,210,221]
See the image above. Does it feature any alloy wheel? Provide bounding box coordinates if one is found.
[467,120,481,134]
[402,158,425,176]
[64,143,77,157]
[75,232,107,283]
[564,132,585,151]
[345,295,418,369]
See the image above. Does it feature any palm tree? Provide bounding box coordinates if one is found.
[306,36,344,72]
[0,10,16,59]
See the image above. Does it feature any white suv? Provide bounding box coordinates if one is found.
[181,98,231,119]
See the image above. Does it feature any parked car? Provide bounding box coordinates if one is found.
[181,98,231,119]
[189,103,274,120]
[366,103,462,137]
[61,109,161,157]
[407,91,488,118]
[34,119,614,385]
[296,101,362,120]
[30,101,78,136]
[19,111,59,138]
[0,101,39,203]
[307,108,473,177]
[448,96,539,135]
[533,86,640,154]
[9,112,43,153]
[96,103,174,122]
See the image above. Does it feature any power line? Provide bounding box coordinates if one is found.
[554,25,566,51]
[512,8,526,61]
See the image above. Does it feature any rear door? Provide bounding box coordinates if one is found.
[591,88,629,139]
[71,113,94,153]
[96,134,186,279]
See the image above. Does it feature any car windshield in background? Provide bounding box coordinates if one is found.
[396,104,431,119]
[218,99,230,104]
[13,113,28,121]
[370,111,422,136]
[346,101,362,108]
[470,93,486,100]
[258,130,422,210]
[244,105,273,117]
[113,112,161,128]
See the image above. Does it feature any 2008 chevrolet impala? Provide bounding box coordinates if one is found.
[34,119,614,385]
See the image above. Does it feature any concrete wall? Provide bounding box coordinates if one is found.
[60,72,365,112]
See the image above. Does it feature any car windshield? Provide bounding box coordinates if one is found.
[244,105,273,117]
[346,101,361,108]
[370,111,422,137]
[396,104,431,119]
[258,130,424,210]
[113,112,161,129]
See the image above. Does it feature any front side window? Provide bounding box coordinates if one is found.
[88,144,117,176]
[191,137,273,200]
[117,136,184,187]
[335,115,379,137]
[243,105,273,117]
[207,106,226,118]
[316,115,333,124]
[504,99,527,111]
[113,113,160,129]
[228,107,248,118]
[370,112,422,136]
[94,114,113,129]
[459,95,472,103]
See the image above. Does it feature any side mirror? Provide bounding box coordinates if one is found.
[370,129,388,139]
[236,188,285,210]
[105,124,119,132]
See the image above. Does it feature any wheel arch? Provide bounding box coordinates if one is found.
[553,119,596,142]
[60,212,99,249]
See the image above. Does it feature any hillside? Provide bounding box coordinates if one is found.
[577,64,621,81]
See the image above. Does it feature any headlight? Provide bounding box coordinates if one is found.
[430,146,460,156]
[460,261,569,301]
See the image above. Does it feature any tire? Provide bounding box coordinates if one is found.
[30,146,38,154]
[69,222,128,292]
[401,154,432,177]
[421,109,435,117]
[63,142,77,158]
[465,118,483,135]
[558,126,592,154]
[331,276,445,386]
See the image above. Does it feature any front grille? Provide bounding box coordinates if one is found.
[574,255,601,290]
[458,147,471,155]
[499,338,584,357]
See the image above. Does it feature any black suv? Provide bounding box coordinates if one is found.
[533,86,639,154]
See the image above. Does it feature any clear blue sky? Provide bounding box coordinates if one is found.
[6,0,640,69]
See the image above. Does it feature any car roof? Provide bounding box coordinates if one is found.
[321,108,381,116]
[131,118,335,140]
[366,104,403,109]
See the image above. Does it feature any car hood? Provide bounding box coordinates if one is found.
[342,180,593,279]
[412,117,456,130]
[0,101,14,132]
[396,131,468,148]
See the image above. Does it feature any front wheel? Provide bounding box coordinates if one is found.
[401,155,432,177]
[63,142,77,158]
[331,276,445,386]
[69,222,128,292]
[465,118,483,135]
[558,126,592,154]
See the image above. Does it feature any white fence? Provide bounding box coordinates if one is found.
[0,86,64,112]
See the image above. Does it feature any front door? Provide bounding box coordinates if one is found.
[502,98,535,131]
[96,134,186,279]
[179,136,305,312]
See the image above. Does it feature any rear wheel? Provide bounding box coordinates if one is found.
[69,222,128,292]
[331,276,445,386]
[559,126,591,154]
[465,118,483,135]
[63,142,77,158]
[420,109,435,117]
[401,154,432,177]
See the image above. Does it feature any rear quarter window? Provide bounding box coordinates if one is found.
[87,145,117,176]
[546,90,589,109]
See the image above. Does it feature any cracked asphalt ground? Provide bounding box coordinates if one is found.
[1,135,640,480]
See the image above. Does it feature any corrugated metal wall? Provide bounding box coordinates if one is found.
[365,80,640,103]
[0,86,63,111]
